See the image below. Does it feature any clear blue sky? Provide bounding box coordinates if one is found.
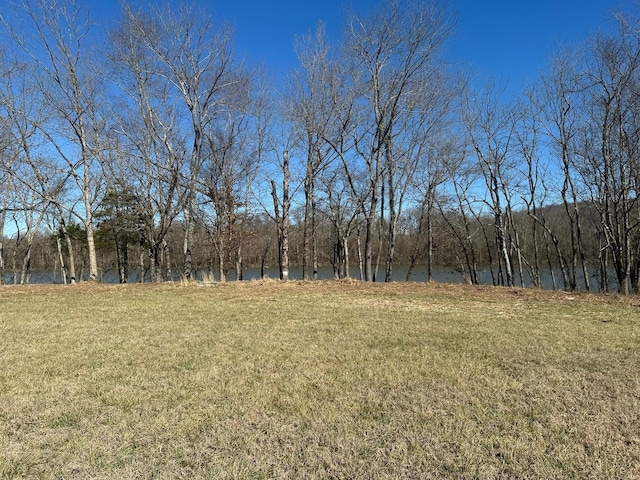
[217,0,636,83]
[451,0,635,84]
[92,0,636,86]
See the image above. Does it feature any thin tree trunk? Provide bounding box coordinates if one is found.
[11,230,18,285]
[123,245,129,284]
[364,151,381,282]
[20,237,33,285]
[150,244,163,283]
[544,230,557,290]
[139,244,145,283]
[0,210,5,286]
[56,236,68,284]
[426,201,434,282]
[183,193,196,281]
[385,153,397,283]
[530,213,541,288]
[0,183,7,285]
[302,162,313,280]
[375,181,384,282]
[507,208,525,288]
[576,212,590,291]
[600,237,609,293]
[271,151,290,281]
[312,196,318,280]
[236,245,243,281]
[357,226,364,281]
[493,191,513,288]
[217,231,226,282]
[343,232,350,279]
[364,215,374,282]
[281,152,290,281]
[79,132,99,282]
[115,234,123,283]
[163,239,172,281]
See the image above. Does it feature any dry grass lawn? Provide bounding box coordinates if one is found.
[0,280,639,478]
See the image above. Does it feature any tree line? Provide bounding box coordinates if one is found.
[0,0,639,293]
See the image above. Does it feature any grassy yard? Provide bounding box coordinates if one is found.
[0,280,639,479]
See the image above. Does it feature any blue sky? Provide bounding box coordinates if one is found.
[452,0,635,84]
[94,0,636,86]
[213,0,635,85]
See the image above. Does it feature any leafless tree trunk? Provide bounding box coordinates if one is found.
[0,174,10,286]
[58,216,77,284]
[0,133,12,286]
[271,151,290,281]
[356,226,364,280]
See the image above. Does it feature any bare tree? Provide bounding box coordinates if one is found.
[285,23,348,280]
[462,81,519,287]
[0,48,81,284]
[108,12,190,282]
[578,17,640,294]
[514,88,545,288]
[407,136,457,281]
[1,0,106,281]
[341,0,455,281]
[13,179,48,284]
[120,1,240,281]
[540,48,591,291]
[198,70,265,281]
[319,163,363,279]
[436,144,482,284]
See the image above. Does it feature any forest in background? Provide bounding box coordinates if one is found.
[0,0,639,293]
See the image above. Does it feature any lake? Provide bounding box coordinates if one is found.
[3,265,611,292]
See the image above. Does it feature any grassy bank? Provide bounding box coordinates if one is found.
[1,281,639,479]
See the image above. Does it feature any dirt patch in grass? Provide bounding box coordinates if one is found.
[1,281,639,478]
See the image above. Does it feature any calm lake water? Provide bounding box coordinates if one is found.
[4,265,610,292]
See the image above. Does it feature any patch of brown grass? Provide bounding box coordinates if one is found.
[1,281,639,478]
